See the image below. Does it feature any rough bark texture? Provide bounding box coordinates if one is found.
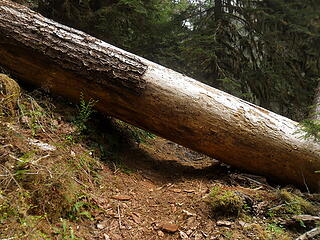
[0,1,320,191]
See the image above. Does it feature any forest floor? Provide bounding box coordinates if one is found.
[0,87,320,240]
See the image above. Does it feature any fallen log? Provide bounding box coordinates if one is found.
[0,1,320,191]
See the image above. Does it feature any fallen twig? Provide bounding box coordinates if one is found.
[32,154,50,164]
[293,215,320,222]
[0,236,18,240]
[0,165,22,189]
[230,173,275,190]
[268,201,299,211]
[0,144,12,149]
[117,205,122,229]
[301,170,310,194]
[295,227,320,240]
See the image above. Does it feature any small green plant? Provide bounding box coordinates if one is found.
[223,230,234,239]
[266,223,292,240]
[267,223,285,234]
[297,219,306,228]
[54,218,81,240]
[65,134,76,143]
[18,98,46,136]
[299,119,320,142]
[16,151,34,168]
[68,201,93,221]
[67,195,94,221]
[73,93,98,133]
[12,151,36,181]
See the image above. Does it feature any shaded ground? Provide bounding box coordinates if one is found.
[0,88,320,240]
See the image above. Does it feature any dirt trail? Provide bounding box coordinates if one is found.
[77,136,297,240]
[80,137,223,239]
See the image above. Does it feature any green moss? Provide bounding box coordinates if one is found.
[243,223,291,240]
[0,199,17,223]
[0,74,20,117]
[209,185,246,216]
[268,189,318,217]
[29,172,81,220]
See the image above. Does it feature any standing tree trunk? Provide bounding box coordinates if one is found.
[0,1,320,191]
[214,0,223,20]
[312,81,320,120]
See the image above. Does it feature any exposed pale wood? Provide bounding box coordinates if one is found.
[0,1,320,191]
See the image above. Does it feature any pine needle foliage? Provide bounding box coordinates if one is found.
[299,119,320,142]
[74,93,97,133]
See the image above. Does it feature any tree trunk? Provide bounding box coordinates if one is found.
[312,80,320,120]
[0,0,320,192]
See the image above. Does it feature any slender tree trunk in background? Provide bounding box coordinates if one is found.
[214,0,223,21]
[312,81,320,120]
[0,1,320,191]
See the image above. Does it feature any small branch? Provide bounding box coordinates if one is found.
[117,205,122,230]
[0,237,18,240]
[0,144,12,149]
[8,154,24,162]
[268,201,299,211]
[32,154,50,164]
[231,173,275,190]
[0,165,22,189]
[293,215,320,222]
[113,162,119,174]
[295,227,320,240]
[301,170,310,194]
[71,176,90,189]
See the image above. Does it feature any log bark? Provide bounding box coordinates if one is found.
[0,1,320,191]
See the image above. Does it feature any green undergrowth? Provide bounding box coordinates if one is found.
[0,123,100,239]
[208,185,320,239]
[208,186,319,217]
[267,189,318,217]
[0,85,157,239]
[72,93,98,134]
[0,91,106,239]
